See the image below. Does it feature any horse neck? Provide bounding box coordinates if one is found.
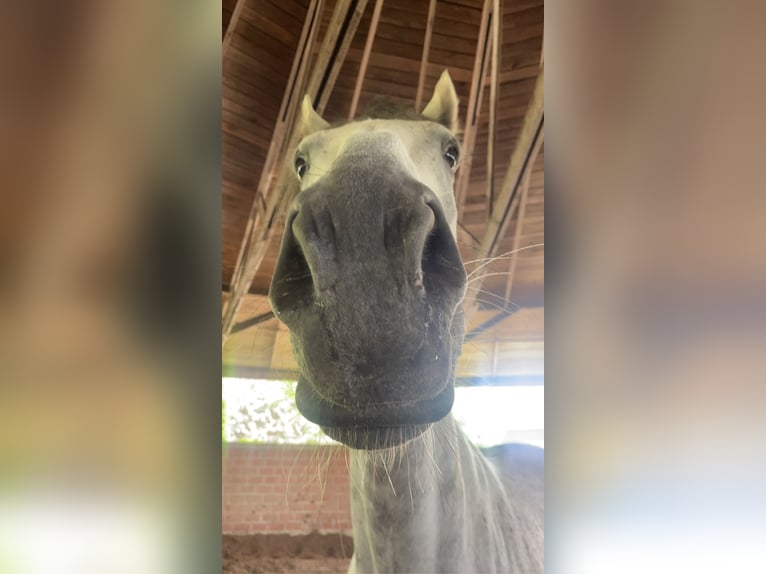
[347,415,519,573]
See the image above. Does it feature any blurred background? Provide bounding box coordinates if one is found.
[0,1,222,572]
[547,1,766,572]
[1,0,765,573]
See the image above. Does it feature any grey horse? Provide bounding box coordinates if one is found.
[269,71,543,573]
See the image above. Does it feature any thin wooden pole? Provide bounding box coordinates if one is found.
[223,0,246,57]
[486,0,501,218]
[222,0,323,342]
[308,0,370,114]
[481,68,543,259]
[455,0,493,219]
[349,0,385,119]
[223,0,369,343]
[463,67,543,324]
[414,0,438,110]
[503,127,543,305]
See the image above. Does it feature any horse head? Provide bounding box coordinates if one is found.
[269,71,467,449]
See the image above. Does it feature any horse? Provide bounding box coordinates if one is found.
[269,70,543,573]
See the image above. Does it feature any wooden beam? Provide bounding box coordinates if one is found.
[222,0,247,57]
[222,0,324,343]
[486,0,501,218]
[414,0,438,110]
[455,0,494,219]
[504,127,543,304]
[308,0,370,114]
[222,365,299,381]
[305,0,350,100]
[349,0,385,118]
[223,0,370,344]
[222,365,543,387]
[457,374,544,387]
[465,307,516,340]
[221,284,269,297]
[230,310,276,335]
[340,51,538,85]
[488,64,539,86]
[484,67,543,256]
[464,66,543,322]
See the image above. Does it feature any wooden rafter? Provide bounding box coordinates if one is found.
[483,68,543,257]
[222,0,324,343]
[305,0,351,101]
[465,307,515,340]
[222,365,543,387]
[222,0,368,344]
[414,0,438,111]
[464,66,543,323]
[455,0,494,219]
[308,0,370,115]
[222,0,246,57]
[486,0,501,218]
[349,0,385,118]
[503,127,543,304]
[229,310,275,335]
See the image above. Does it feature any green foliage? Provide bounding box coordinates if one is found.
[222,379,326,444]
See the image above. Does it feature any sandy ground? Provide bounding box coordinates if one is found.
[223,532,353,574]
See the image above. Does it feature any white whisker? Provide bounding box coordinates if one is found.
[464,243,545,279]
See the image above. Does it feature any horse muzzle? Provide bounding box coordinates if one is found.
[269,153,466,445]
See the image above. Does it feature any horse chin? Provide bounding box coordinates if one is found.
[320,424,431,450]
[295,375,454,450]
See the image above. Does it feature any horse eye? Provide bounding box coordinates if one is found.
[295,155,308,179]
[443,144,459,170]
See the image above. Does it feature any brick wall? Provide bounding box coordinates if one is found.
[222,443,352,535]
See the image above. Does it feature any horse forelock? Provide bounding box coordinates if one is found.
[326,97,462,135]
[358,97,426,122]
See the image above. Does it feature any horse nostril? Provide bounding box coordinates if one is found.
[268,208,315,317]
[421,200,466,297]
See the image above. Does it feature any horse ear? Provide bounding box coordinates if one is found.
[298,95,329,137]
[421,70,459,133]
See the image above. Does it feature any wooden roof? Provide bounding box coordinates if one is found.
[222,0,544,384]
